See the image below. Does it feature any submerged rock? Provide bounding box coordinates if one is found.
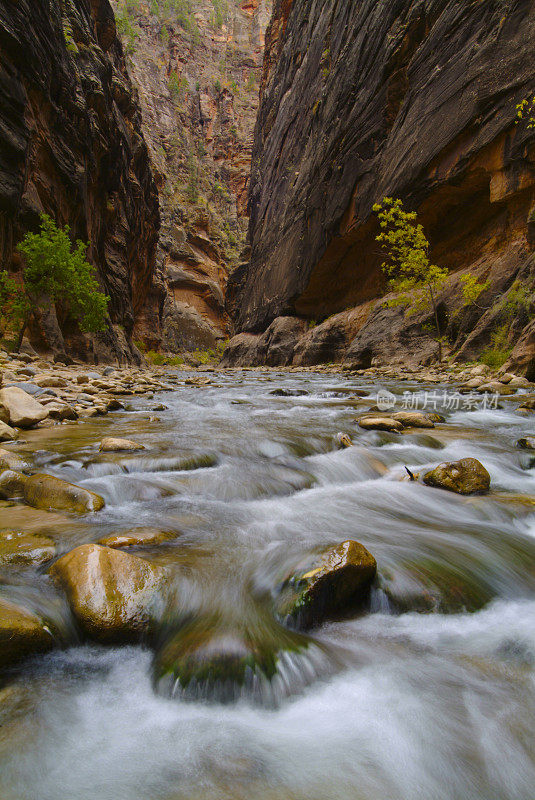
[99,437,145,452]
[0,387,48,428]
[274,540,377,629]
[423,458,490,495]
[0,471,105,513]
[49,544,165,643]
[0,530,56,566]
[0,597,55,668]
[154,614,312,702]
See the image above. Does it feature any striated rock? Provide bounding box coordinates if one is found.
[0,0,159,363]
[0,597,55,669]
[423,458,490,495]
[99,437,145,453]
[358,416,403,433]
[274,540,377,629]
[49,544,165,643]
[0,531,55,566]
[336,432,353,449]
[238,0,535,338]
[0,387,48,428]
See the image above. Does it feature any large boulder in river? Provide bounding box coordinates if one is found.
[274,540,377,629]
[0,387,48,428]
[0,471,105,513]
[49,544,165,643]
[423,458,490,495]
[358,416,403,432]
[392,411,435,429]
[0,449,27,471]
[0,596,55,668]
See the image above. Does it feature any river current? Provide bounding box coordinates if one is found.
[0,369,534,800]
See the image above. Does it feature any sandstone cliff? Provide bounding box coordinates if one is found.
[111,0,271,352]
[0,0,160,363]
[226,0,535,375]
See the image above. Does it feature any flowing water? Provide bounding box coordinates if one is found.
[1,370,534,800]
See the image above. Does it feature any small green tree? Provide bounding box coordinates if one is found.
[373,197,449,360]
[11,214,109,349]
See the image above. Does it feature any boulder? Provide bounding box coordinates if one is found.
[423,458,490,495]
[0,470,26,498]
[0,597,55,668]
[336,432,353,448]
[509,376,531,389]
[49,544,165,643]
[0,448,26,471]
[0,471,104,513]
[357,416,403,432]
[0,531,55,566]
[99,437,145,453]
[476,381,515,396]
[392,411,435,429]
[274,540,377,629]
[0,420,19,442]
[517,437,535,450]
[98,528,176,548]
[0,387,48,428]
[45,402,78,421]
[23,474,105,513]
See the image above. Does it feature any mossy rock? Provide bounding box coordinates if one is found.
[423,458,490,495]
[154,614,312,701]
[274,540,377,630]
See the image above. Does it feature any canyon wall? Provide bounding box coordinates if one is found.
[111,0,271,352]
[226,0,535,374]
[0,0,160,363]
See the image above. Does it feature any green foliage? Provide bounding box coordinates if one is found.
[213,78,222,93]
[191,341,227,364]
[373,197,449,358]
[0,271,28,336]
[210,0,229,29]
[145,350,184,366]
[16,214,109,333]
[459,273,490,306]
[479,325,512,368]
[516,94,535,128]
[115,2,139,53]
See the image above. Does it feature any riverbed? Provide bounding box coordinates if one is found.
[1,369,534,800]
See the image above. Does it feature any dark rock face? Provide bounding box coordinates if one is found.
[234,0,535,350]
[220,315,306,366]
[0,0,159,362]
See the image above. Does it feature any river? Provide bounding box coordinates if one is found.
[0,369,534,800]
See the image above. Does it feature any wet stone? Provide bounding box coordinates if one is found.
[0,530,56,566]
[423,458,491,495]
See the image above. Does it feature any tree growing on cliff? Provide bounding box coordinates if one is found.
[8,215,109,350]
[373,197,449,361]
